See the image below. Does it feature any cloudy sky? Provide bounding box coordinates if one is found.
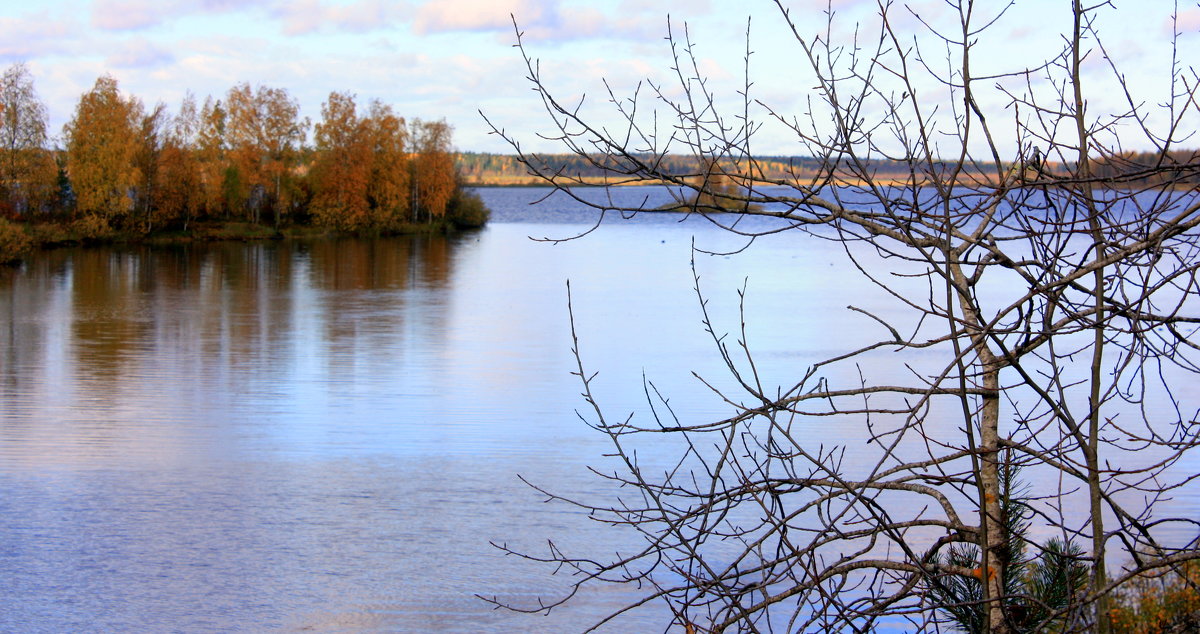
[0,0,1195,156]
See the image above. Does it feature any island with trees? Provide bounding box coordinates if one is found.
[0,64,489,264]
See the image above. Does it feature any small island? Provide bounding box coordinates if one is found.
[654,158,764,213]
[0,65,489,264]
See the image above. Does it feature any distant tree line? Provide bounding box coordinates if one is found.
[1089,149,1200,186]
[0,64,487,238]
[457,151,867,185]
[458,149,1200,188]
[458,151,993,185]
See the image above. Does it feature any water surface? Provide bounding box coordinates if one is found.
[1,186,1196,632]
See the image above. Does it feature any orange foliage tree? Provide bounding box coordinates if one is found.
[410,119,455,221]
[15,69,474,235]
[225,83,307,226]
[310,91,372,230]
[64,75,143,230]
[365,100,410,227]
[195,96,230,219]
[154,93,202,229]
[310,95,427,231]
[132,102,169,231]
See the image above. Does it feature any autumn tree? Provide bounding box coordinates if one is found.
[195,96,229,219]
[365,100,410,227]
[64,75,143,230]
[0,63,56,216]
[154,93,202,229]
[225,82,306,226]
[487,3,1200,633]
[4,74,470,234]
[310,91,372,230]
[410,119,455,221]
[311,95,427,231]
[225,83,265,222]
[131,102,169,231]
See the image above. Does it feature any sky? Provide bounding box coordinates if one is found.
[0,0,1196,156]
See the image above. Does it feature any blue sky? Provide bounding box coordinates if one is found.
[0,0,1195,155]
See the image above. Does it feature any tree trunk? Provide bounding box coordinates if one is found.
[1071,2,1110,631]
[950,259,1010,634]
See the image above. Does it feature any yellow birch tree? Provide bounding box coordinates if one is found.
[410,118,455,221]
[195,96,229,219]
[0,63,56,216]
[225,82,306,225]
[366,100,410,227]
[310,91,371,230]
[64,75,143,230]
[155,93,201,228]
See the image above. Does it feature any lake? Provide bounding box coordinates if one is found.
[1,186,1196,632]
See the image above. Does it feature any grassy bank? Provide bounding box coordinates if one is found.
[0,187,490,265]
[0,217,476,265]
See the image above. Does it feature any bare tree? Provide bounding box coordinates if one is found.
[483,1,1200,632]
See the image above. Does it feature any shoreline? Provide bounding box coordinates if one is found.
[0,219,473,265]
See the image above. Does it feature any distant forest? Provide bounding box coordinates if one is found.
[457,152,892,185]
[458,150,1200,188]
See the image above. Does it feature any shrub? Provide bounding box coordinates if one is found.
[1112,562,1200,633]
[0,217,32,264]
[446,187,489,229]
[70,213,113,241]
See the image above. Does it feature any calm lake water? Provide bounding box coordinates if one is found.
[1,186,1196,632]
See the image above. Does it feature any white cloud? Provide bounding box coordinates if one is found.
[91,0,273,31]
[0,15,79,60]
[1172,8,1200,35]
[520,7,663,43]
[413,0,543,34]
[91,0,176,30]
[614,0,712,18]
[273,0,410,36]
[106,37,176,68]
[413,0,669,45]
